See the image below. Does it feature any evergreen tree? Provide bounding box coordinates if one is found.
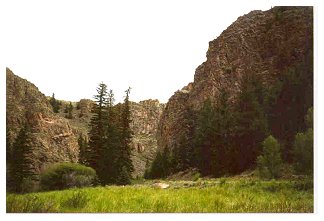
[211,88,235,176]
[115,87,134,184]
[171,107,196,173]
[65,102,73,119]
[194,99,216,176]
[8,122,36,192]
[257,135,283,179]
[268,50,313,162]
[233,72,268,173]
[101,89,119,184]
[49,93,61,113]
[293,107,313,175]
[87,82,108,184]
[147,148,171,179]
[78,134,88,165]
[6,128,13,191]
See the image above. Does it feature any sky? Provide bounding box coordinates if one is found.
[2,0,274,103]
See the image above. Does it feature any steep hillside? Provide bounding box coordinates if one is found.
[157,6,313,154]
[6,68,79,175]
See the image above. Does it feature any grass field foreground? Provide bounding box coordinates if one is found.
[6,178,313,213]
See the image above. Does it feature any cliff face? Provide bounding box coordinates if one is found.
[6,68,79,174]
[157,7,313,151]
[130,100,165,177]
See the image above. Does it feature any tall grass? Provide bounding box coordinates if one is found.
[6,178,313,213]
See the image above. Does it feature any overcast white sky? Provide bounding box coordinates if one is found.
[1,0,286,103]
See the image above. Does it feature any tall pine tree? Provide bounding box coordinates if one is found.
[8,122,36,193]
[87,82,108,184]
[116,87,134,185]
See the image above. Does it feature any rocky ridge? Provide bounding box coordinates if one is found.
[6,68,79,174]
[157,7,313,151]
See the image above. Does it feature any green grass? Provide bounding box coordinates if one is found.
[6,178,313,213]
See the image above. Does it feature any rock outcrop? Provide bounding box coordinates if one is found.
[6,68,79,174]
[130,100,165,177]
[157,7,313,151]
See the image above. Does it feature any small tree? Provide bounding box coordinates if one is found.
[50,93,61,113]
[293,107,313,175]
[293,130,313,175]
[66,102,73,119]
[257,135,283,179]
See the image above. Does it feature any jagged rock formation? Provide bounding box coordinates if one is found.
[157,7,313,152]
[130,100,165,177]
[6,68,79,175]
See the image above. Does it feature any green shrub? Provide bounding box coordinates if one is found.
[40,163,97,191]
[293,129,313,175]
[257,135,283,179]
[192,172,201,181]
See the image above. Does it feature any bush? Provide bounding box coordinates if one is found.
[293,129,313,175]
[192,172,201,181]
[257,135,283,179]
[40,163,97,191]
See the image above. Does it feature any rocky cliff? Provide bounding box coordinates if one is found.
[7,69,164,177]
[157,7,313,151]
[6,68,79,174]
[130,100,165,177]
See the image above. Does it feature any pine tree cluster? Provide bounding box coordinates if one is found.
[81,83,134,185]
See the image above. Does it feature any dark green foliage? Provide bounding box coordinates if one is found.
[293,107,313,175]
[232,72,268,173]
[65,102,73,119]
[305,107,313,129]
[49,93,61,113]
[86,83,133,185]
[257,135,283,179]
[78,134,88,165]
[39,163,97,191]
[194,99,215,176]
[87,83,108,181]
[7,122,37,193]
[268,50,313,162]
[116,166,131,185]
[115,87,134,183]
[171,107,196,173]
[146,148,172,179]
[148,51,313,179]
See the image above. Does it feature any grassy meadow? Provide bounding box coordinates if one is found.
[6,177,313,213]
